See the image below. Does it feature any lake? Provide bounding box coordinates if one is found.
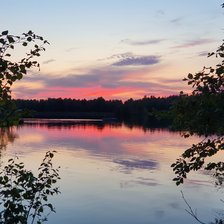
[1,119,223,224]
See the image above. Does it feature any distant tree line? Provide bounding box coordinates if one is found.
[13,96,179,125]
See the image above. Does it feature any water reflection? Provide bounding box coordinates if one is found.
[0,127,18,151]
[16,119,197,159]
[114,158,158,171]
[0,119,223,224]
[120,177,159,188]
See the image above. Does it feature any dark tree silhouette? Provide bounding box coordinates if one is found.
[0,31,60,224]
[0,30,48,126]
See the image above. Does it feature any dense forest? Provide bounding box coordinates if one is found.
[14,96,179,125]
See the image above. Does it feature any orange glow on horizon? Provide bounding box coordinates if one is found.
[13,85,186,100]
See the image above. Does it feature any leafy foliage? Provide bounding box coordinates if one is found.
[172,38,224,185]
[172,137,224,186]
[172,4,224,224]
[0,30,48,101]
[0,30,60,223]
[183,40,224,95]
[172,37,224,136]
[172,93,224,136]
[0,100,22,127]
[0,151,60,224]
[0,30,49,126]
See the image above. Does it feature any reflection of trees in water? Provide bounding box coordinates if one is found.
[23,119,122,130]
[0,127,18,151]
[22,118,171,134]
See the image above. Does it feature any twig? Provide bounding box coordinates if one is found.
[181,190,207,224]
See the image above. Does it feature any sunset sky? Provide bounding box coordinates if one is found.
[1,0,223,100]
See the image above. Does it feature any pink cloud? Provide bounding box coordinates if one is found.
[12,61,190,100]
[14,83,189,100]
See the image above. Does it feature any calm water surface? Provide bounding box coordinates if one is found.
[1,119,223,224]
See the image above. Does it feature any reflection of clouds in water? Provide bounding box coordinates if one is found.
[16,123,201,161]
[185,178,212,187]
[154,210,165,218]
[168,202,181,210]
[114,158,158,172]
[120,177,159,189]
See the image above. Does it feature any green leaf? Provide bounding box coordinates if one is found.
[38,206,43,213]
[19,64,26,74]
[0,38,5,44]
[7,36,14,43]
[47,179,51,185]
[27,37,32,42]
[17,73,23,80]
[187,73,193,79]
[4,176,9,182]
[2,30,8,35]
[48,203,54,211]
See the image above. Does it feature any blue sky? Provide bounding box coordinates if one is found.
[1,0,223,99]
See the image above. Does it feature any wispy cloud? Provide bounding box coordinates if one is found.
[12,52,188,100]
[13,64,185,100]
[170,17,183,24]
[173,39,215,49]
[156,10,165,16]
[114,159,158,171]
[198,51,209,57]
[42,59,55,64]
[27,68,128,89]
[112,54,161,66]
[121,38,165,46]
[65,47,77,53]
[120,178,159,188]
[101,52,161,67]
[107,52,133,60]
